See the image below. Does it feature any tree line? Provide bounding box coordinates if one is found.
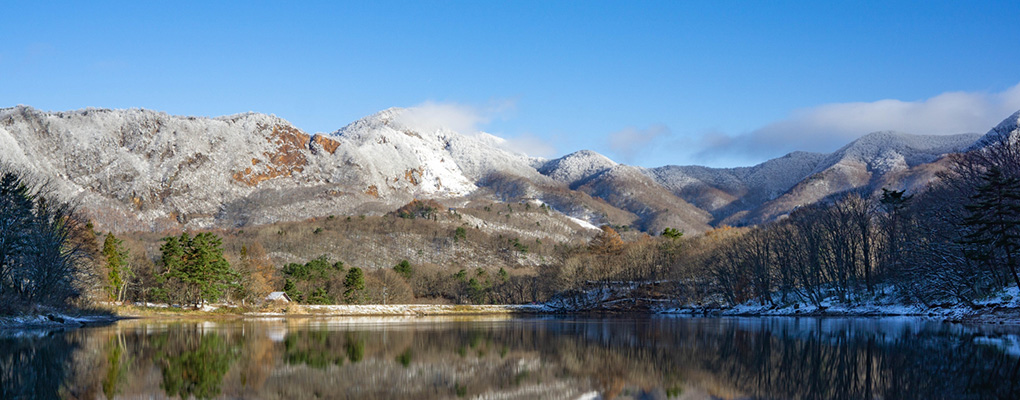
[0,167,97,313]
[654,128,1020,309]
[6,128,1018,311]
[522,128,1020,310]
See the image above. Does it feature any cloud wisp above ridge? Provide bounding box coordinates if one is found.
[693,83,1020,164]
[391,99,557,158]
[606,124,671,164]
[385,84,1020,168]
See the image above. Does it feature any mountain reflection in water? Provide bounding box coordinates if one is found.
[1,316,1018,399]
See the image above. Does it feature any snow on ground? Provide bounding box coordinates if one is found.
[654,284,1020,322]
[565,215,601,231]
[0,312,118,330]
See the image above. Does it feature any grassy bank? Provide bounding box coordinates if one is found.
[106,303,550,318]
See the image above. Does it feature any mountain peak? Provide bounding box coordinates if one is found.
[539,150,617,185]
[972,109,1020,149]
[825,130,980,173]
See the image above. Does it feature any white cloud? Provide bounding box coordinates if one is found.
[392,99,518,135]
[607,124,670,163]
[392,100,491,134]
[497,133,557,158]
[696,83,1020,163]
[392,99,554,157]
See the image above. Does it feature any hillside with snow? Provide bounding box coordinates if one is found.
[971,110,1020,149]
[744,131,981,223]
[647,151,828,224]
[0,105,544,231]
[1,104,1013,234]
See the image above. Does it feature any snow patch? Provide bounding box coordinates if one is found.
[565,216,600,231]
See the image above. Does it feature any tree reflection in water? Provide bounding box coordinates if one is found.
[155,328,239,399]
[0,329,77,399]
[1,317,1019,399]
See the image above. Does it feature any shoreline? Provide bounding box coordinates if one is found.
[652,304,1020,325]
[5,302,1020,330]
[0,313,123,331]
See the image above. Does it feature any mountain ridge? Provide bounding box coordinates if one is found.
[1,105,1011,234]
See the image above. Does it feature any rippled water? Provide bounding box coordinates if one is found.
[2,316,1019,399]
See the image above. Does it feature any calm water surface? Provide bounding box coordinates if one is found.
[2,316,1019,399]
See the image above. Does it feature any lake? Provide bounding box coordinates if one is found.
[2,315,1018,399]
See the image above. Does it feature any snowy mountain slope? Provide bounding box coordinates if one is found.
[0,106,320,230]
[0,106,660,233]
[574,164,713,233]
[971,110,1020,149]
[1,104,1012,235]
[647,151,828,223]
[743,131,981,223]
[538,150,617,187]
[0,106,536,231]
[810,131,980,176]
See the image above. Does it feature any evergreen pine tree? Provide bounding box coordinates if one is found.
[960,166,1020,288]
[343,267,365,304]
[159,232,238,307]
[102,233,131,302]
[394,260,413,279]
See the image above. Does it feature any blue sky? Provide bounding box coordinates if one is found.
[2,1,1019,167]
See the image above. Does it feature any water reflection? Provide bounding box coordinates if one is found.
[1,316,1019,399]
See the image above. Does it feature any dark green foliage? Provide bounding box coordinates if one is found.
[394,199,440,220]
[280,255,344,304]
[880,188,913,211]
[396,348,413,367]
[345,334,365,362]
[0,167,92,311]
[394,259,413,279]
[284,331,345,368]
[344,267,365,303]
[159,232,238,307]
[661,227,683,239]
[103,233,130,302]
[282,255,338,281]
[454,226,467,242]
[467,278,487,304]
[306,287,331,304]
[510,237,528,254]
[283,278,302,303]
[0,324,77,398]
[157,332,238,399]
[960,166,1020,287]
[101,338,128,399]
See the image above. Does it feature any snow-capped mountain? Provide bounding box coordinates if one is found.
[0,105,1012,234]
[742,131,981,223]
[0,106,543,231]
[971,110,1020,149]
[539,150,617,187]
[647,151,828,224]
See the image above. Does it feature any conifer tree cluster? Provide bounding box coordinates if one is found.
[158,232,238,307]
[0,167,94,312]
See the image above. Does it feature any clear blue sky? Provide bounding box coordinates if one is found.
[2,1,1019,167]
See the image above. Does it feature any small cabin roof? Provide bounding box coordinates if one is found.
[265,291,291,302]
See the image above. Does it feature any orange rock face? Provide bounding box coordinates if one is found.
[404,168,423,185]
[364,185,379,197]
[232,124,311,186]
[311,134,341,154]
